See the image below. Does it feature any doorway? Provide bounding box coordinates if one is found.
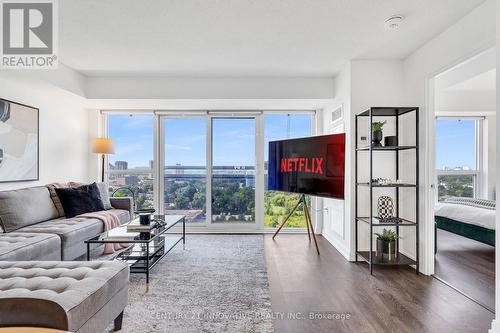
[430,49,496,312]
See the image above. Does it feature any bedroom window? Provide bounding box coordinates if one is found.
[435,118,482,201]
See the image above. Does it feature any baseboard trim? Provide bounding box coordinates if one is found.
[322,232,351,260]
[490,319,500,333]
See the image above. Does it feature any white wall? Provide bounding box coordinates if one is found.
[321,60,407,260]
[0,75,90,191]
[351,60,410,257]
[321,63,351,259]
[1,64,87,98]
[86,77,335,100]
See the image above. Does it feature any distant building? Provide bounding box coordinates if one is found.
[175,163,184,175]
[113,177,126,186]
[246,177,255,188]
[140,178,154,187]
[115,161,128,170]
[125,175,139,186]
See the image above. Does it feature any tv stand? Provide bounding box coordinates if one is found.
[272,194,320,255]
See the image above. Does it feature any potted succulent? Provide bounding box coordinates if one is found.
[375,228,399,259]
[371,121,386,147]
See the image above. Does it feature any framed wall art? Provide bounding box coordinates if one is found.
[0,98,39,183]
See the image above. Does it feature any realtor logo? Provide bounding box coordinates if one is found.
[1,0,58,69]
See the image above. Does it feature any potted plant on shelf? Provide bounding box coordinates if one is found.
[375,228,399,260]
[371,121,386,147]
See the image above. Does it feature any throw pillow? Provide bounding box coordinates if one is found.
[96,182,112,210]
[46,182,72,217]
[70,181,112,210]
[55,183,105,218]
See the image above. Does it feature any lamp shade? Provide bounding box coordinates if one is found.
[92,138,115,154]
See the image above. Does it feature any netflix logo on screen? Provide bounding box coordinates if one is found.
[280,157,324,174]
[268,134,345,199]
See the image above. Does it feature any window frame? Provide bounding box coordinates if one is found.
[435,116,484,201]
[103,111,157,210]
[101,110,317,232]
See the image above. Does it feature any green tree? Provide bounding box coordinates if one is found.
[175,195,189,210]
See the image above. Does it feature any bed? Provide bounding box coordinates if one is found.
[435,197,496,248]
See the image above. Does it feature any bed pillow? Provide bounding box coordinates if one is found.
[55,183,105,218]
[444,197,496,210]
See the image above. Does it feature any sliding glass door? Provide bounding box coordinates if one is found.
[106,111,314,231]
[211,117,256,224]
[163,117,207,224]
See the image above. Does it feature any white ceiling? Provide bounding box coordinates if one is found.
[59,0,486,77]
[445,69,496,91]
[435,48,496,113]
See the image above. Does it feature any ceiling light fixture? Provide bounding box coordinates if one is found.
[384,15,404,30]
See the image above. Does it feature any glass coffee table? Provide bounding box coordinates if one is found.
[85,215,185,283]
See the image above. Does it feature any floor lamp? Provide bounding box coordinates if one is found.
[92,138,115,182]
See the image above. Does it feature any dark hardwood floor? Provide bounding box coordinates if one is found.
[434,229,495,311]
[265,234,494,333]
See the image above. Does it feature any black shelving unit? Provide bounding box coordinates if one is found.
[355,107,419,275]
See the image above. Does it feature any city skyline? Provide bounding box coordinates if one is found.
[108,114,313,168]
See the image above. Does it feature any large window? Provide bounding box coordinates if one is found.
[107,114,155,210]
[105,111,315,229]
[436,118,481,201]
[264,114,313,228]
[212,118,256,223]
[163,118,206,223]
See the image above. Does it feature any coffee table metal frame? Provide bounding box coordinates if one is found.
[85,215,186,283]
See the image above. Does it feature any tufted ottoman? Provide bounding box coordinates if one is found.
[0,261,129,333]
[0,233,60,261]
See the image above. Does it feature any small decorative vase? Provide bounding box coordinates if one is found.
[372,130,383,146]
[377,196,394,219]
[376,239,396,259]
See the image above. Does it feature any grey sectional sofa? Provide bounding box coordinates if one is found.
[0,185,133,261]
[0,184,133,332]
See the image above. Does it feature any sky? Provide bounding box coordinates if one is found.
[435,119,476,170]
[109,114,312,168]
[109,115,471,170]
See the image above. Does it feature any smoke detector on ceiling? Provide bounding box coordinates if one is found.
[384,15,404,30]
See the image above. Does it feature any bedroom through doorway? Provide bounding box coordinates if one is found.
[432,48,496,312]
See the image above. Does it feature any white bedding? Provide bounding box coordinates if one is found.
[435,202,496,230]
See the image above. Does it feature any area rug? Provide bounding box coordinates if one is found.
[107,235,274,333]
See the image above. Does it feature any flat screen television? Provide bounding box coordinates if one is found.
[268,134,345,199]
